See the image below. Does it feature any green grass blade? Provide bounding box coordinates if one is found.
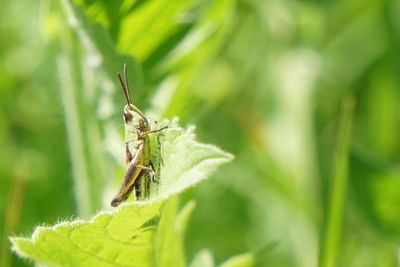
[319,96,355,267]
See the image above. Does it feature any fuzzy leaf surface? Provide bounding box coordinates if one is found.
[11,119,233,267]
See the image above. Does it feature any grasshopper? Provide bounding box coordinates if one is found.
[111,64,168,207]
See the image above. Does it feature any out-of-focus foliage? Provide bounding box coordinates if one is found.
[1,0,400,266]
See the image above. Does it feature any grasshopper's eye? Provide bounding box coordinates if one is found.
[124,110,133,122]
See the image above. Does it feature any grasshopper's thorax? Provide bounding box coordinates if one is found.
[123,104,149,143]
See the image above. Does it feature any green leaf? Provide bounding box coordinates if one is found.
[11,202,162,267]
[219,252,254,267]
[151,0,236,118]
[154,197,196,267]
[11,199,200,267]
[116,0,198,61]
[188,250,254,267]
[11,119,233,266]
[189,250,215,267]
[148,118,234,201]
[61,0,140,86]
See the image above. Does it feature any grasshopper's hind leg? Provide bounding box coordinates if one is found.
[111,144,144,207]
[111,182,135,207]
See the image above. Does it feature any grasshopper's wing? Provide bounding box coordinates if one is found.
[111,144,144,207]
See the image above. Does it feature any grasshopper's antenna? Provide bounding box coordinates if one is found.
[117,64,132,106]
[123,63,130,94]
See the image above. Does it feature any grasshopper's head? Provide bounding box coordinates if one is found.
[123,104,146,125]
[118,64,148,129]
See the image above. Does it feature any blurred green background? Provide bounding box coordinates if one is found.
[1,0,400,266]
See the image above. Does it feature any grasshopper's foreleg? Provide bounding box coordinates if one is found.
[138,126,169,138]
